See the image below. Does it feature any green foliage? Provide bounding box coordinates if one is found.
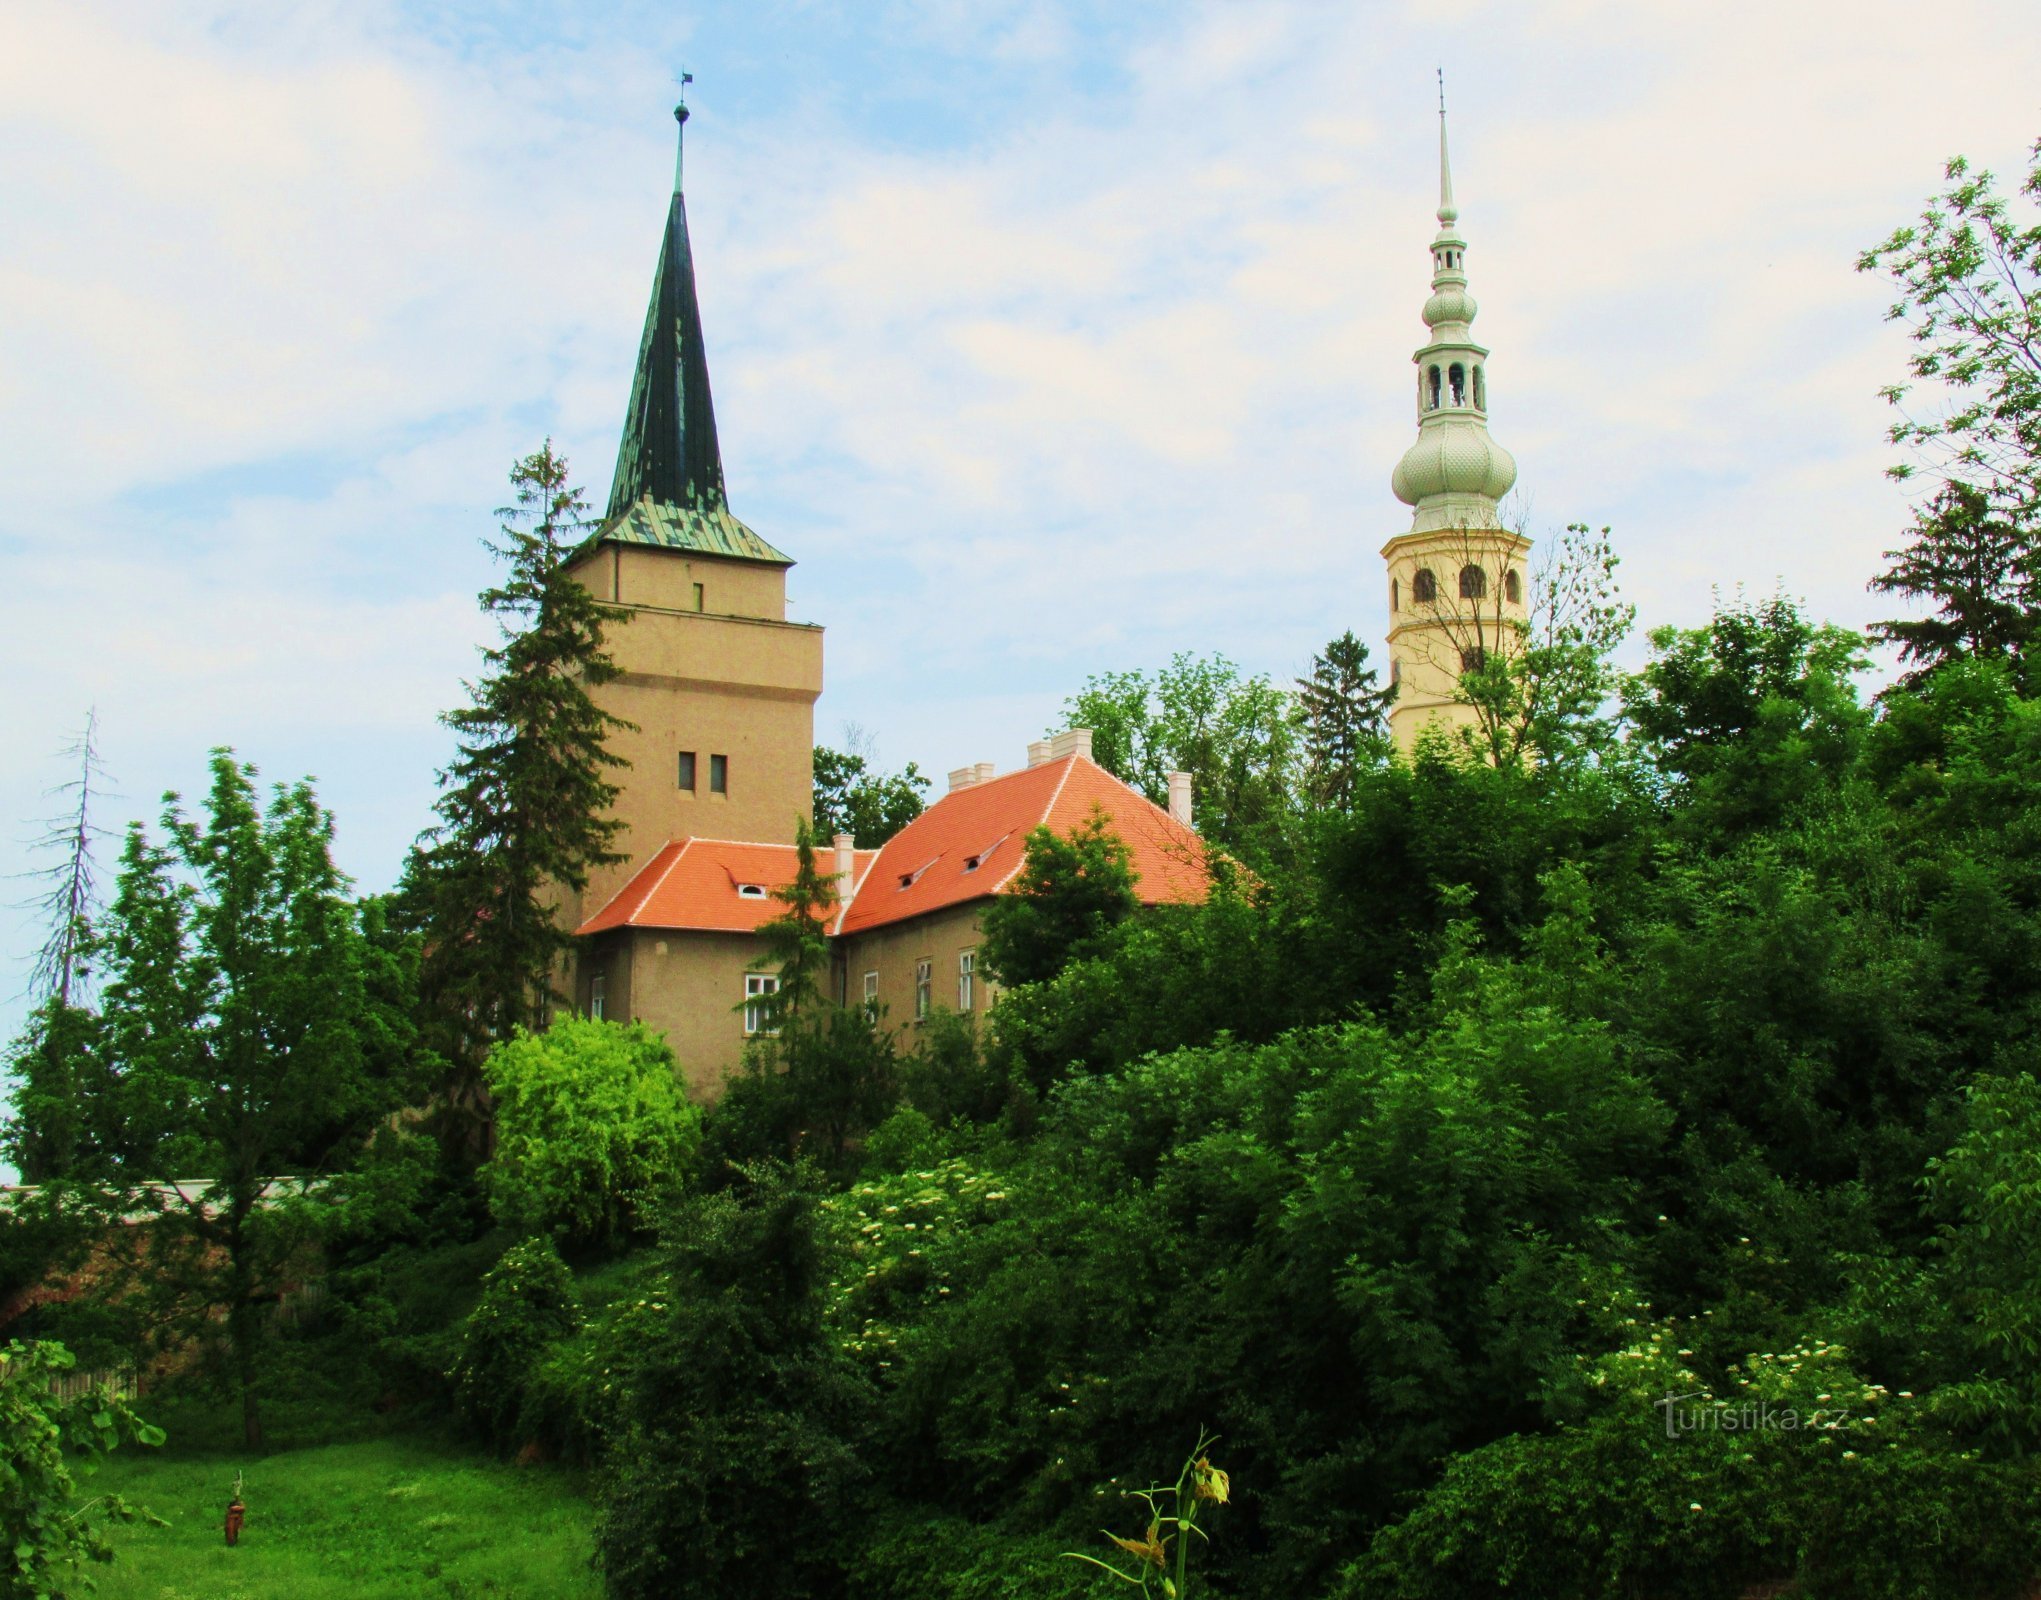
[813,744,929,847]
[0,1340,163,1600]
[82,752,400,1449]
[480,1018,699,1248]
[1347,1322,2039,1600]
[979,810,1140,988]
[594,1164,875,1600]
[407,441,630,1089]
[1295,631,1393,812]
[1870,480,2041,688]
[1058,653,1298,857]
[1859,137,2041,517]
[1622,595,1870,834]
[449,1237,582,1449]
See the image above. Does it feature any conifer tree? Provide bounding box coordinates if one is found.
[1295,631,1393,812]
[410,443,630,1083]
[1869,481,2039,686]
[4,712,113,1182]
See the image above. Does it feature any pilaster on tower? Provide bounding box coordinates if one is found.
[1382,94,1530,754]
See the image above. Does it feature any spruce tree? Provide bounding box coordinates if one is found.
[1295,631,1393,812]
[1869,481,2039,686]
[4,711,113,1182]
[411,443,630,1084]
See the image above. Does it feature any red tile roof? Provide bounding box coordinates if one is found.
[834,754,1210,937]
[576,837,880,936]
[576,756,1210,942]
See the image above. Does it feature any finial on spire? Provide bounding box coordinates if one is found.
[1436,69,1457,225]
[672,71,694,193]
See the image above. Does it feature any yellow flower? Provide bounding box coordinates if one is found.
[1109,1520,1171,1569]
[1192,1456,1230,1505]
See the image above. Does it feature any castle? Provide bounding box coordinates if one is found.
[565,95,1521,1096]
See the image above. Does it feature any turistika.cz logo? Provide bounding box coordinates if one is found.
[1655,1392,1854,1439]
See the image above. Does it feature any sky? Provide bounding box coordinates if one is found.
[3,0,2040,1051]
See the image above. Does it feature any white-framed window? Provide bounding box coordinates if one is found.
[958,949,976,1013]
[744,972,780,1035]
[589,973,606,1021]
[863,970,879,1012]
[914,958,932,1020]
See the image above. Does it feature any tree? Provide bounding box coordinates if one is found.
[812,745,928,847]
[1400,521,1632,767]
[1859,138,2041,519]
[594,1164,874,1600]
[980,809,1141,988]
[480,1019,700,1250]
[1621,594,1869,834]
[1295,632,1393,811]
[410,442,630,1086]
[1059,654,1299,855]
[89,753,395,1448]
[722,826,898,1166]
[0,1340,163,1600]
[5,713,114,1183]
[1869,480,2040,686]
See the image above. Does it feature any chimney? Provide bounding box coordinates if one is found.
[1046,728,1094,763]
[1026,739,1053,768]
[947,762,999,793]
[833,832,856,909]
[1166,771,1193,827]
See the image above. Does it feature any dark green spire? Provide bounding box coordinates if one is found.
[597,97,791,566]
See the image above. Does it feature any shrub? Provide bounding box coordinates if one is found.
[481,1018,700,1248]
[0,1340,162,1600]
[449,1237,581,1448]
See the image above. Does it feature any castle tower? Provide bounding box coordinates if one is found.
[1382,97,1529,753]
[564,95,823,923]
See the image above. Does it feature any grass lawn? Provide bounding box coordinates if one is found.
[86,1431,602,1600]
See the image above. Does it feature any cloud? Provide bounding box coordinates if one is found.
[4,0,2040,1043]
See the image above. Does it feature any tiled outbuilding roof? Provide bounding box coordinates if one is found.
[576,837,878,936]
[833,754,1209,936]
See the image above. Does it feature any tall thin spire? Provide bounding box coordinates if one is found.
[1436,70,1456,225]
[673,71,692,194]
[606,87,728,522]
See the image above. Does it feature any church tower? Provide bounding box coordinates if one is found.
[1382,98,1528,752]
[564,95,823,922]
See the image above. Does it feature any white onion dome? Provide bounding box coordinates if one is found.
[1392,424,1517,505]
[1422,283,1477,328]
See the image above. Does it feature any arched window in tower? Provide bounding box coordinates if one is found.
[1459,563,1487,600]
[1459,644,1487,673]
[1505,568,1522,604]
[1390,657,1401,686]
[1473,365,1486,409]
[1391,578,1400,613]
[1427,366,1442,410]
[1449,364,1467,406]
[1412,567,1438,604]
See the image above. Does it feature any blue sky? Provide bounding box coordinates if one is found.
[4,0,2041,1058]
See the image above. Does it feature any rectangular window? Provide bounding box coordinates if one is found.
[692,582,705,612]
[957,949,976,1013]
[710,753,729,794]
[914,958,932,1021]
[677,751,697,792]
[744,972,780,1036]
[589,973,606,1021]
[863,970,879,1012]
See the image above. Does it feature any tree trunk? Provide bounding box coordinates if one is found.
[231,1297,264,1451]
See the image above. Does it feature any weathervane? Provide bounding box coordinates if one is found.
[674,70,694,190]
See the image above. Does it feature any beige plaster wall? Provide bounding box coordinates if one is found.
[838,902,999,1037]
[575,544,790,622]
[578,927,776,1101]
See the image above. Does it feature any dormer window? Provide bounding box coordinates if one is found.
[961,834,1010,874]
[737,884,768,900]
[896,857,938,891]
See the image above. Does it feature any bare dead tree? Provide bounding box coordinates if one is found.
[17,710,115,1006]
